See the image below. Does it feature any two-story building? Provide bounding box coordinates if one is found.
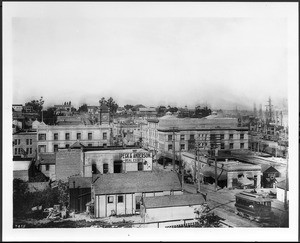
[13,129,37,158]
[36,124,112,153]
[141,114,249,162]
[83,148,153,177]
[37,105,112,153]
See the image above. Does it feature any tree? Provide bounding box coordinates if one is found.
[194,106,211,118]
[25,96,44,113]
[124,104,134,110]
[56,180,69,207]
[99,97,119,114]
[166,106,178,113]
[106,97,118,114]
[43,107,57,125]
[157,106,167,114]
[99,97,106,106]
[78,104,88,113]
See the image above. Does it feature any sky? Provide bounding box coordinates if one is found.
[6,3,295,110]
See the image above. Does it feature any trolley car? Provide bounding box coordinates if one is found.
[235,191,274,222]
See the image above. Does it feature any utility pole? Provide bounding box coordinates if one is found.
[171,127,178,171]
[180,149,184,191]
[155,140,158,167]
[284,147,289,210]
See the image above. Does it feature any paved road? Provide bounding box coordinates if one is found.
[183,183,265,227]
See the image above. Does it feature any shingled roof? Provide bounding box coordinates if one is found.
[39,153,56,165]
[143,194,205,209]
[68,176,92,188]
[93,171,181,195]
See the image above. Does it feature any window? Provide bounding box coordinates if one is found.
[29,139,32,145]
[77,133,81,140]
[168,144,172,150]
[103,163,109,174]
[107,196,114,204]
[103,132,107,140]
[117,195,124,203]
[190,134,195,140]
[66,144,70,149]
[54,145,58,152]
[46,165,50,171]
[18,148,21,154]
[29,148,32,154]
[26,139,29,145]
[230,143,234,149]
[38,145,46,153]
[38,134,46,141]
[18,139,20,144]
[168,135,172,141]
[240,143,244,149]
[210,134,215,140]
[240,134,244,140]
[180,135,185,141]
[14,148,17,155]
[221,143,225,149]
[54,133,58,140]
[138,162,143,171]
[220,134,224,140]
[26,148,29,154]
[88,133,92,140]
[229,134,233,139]
[65,133,70,140]
[14,139,17,145]
[180,144,185,150]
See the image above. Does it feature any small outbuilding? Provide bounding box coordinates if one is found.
[92,171,183,218]
[141,194,206,226]
[276,180,289,203]
[13,158,33,181]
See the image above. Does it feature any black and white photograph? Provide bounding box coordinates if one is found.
[2,2,299,241]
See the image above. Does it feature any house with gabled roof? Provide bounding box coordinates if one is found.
[92,171,183,218]
[38,152,56,180]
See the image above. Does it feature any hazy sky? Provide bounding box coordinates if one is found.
[6,3,295,110]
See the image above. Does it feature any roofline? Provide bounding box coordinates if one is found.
[95,188,182,195]
[145,203,202,209]
[157,127,248,132]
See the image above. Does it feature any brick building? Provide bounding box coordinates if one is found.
[55,149,83,181]
[13,129,37,158]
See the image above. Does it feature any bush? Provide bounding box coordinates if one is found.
[13,179,70,219]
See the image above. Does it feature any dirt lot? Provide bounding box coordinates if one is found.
[14,213,143,228]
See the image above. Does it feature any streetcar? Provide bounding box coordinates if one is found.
[235,191,274,222]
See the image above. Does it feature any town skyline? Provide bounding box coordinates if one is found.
[8,3,290,110]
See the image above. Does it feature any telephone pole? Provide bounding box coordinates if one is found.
[284,147,289,210]
[171,127,178,171]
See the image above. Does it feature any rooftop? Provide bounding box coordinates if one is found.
[13,160,32,171]
[143,194,205,209]
[93,171,181,195]
[277,180,289,191]
[69,176,92,188]
[39,153,56,165]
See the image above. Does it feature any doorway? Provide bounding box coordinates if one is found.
[114,160,123,173]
